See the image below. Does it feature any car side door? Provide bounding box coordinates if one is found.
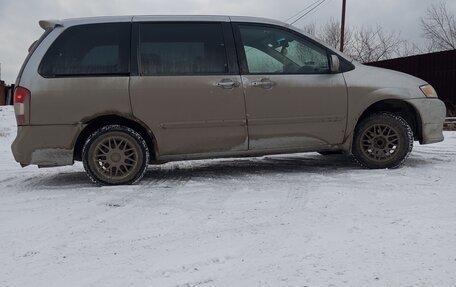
[129,19,248,157]
[233,23,348,151]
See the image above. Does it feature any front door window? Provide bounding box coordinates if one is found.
[238,25,330,74]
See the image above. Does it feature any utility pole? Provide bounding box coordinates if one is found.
[340,0,347,52]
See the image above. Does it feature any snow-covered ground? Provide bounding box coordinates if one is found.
[1,105,455,287]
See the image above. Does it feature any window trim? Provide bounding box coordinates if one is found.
[38,23,132,78]
[232,22,348,76]
[131,23,140,77]
[136,21,239,77]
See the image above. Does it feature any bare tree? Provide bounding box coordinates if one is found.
[319,18,352,52]
[308,20,414,62]
[400,42,423,57]
[302,22,316,36]
[421,1,456,51]
[350,26,405,62]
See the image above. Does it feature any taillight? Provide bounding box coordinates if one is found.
[14,86,31,125]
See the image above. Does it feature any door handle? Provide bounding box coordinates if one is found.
[217,79,239,89]
[250,78,274,89]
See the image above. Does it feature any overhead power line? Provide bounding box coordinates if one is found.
[298,0,334,21]
[284,0,325,23]
[290,0,329,25]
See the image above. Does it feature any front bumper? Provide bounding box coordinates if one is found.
[406,98,446,144]
[11,124,82,167]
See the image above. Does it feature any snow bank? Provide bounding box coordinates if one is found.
[1,106,455,286]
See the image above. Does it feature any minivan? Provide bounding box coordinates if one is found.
[12,16,446,185]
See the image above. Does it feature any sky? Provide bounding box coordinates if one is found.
[0,0,454,84]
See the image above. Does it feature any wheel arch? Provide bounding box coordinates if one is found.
[73,115,157,162]
[355,99,423,143]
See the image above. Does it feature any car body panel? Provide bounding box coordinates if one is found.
[29,77,131,125]
[242,74,348,150]
[130,75,248,156]
[340,63,445,147]
[12,124,83,166]
[404,98,446,144]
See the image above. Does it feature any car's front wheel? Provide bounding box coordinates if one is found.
[82,125,149,185]
[352,112,413,169]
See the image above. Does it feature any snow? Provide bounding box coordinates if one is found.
[1,105,455,287]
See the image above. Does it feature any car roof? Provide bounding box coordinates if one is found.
[39,15,288,29]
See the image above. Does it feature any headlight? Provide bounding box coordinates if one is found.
[420,84,438,98]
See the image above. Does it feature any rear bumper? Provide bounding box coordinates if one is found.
[11,125,81,167]
[406,98,446,144]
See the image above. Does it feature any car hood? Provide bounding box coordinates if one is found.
[343,63,428,99]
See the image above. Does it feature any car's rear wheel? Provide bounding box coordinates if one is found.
[352,112,413,169]
[82,125,149,185]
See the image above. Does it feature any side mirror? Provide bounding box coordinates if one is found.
[330,54,340,73]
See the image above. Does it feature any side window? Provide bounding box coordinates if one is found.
[139,23,228,75]
[238,25,330,74]
[39,23,131,77]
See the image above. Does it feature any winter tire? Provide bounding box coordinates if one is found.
[352,112,413,169]
[82,125,149,185]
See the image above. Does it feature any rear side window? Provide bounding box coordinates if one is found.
[39,23,131,77]
[139,23,228,75]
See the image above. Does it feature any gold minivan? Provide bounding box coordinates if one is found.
[12,16,446,185]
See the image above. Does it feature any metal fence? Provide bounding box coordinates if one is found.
[367,49,456,116]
